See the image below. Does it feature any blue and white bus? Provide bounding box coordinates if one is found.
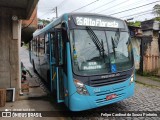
[29,13,135,111]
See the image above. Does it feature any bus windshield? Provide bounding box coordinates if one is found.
[70,29,133,76]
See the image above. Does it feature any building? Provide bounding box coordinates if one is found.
[0,0,38,100]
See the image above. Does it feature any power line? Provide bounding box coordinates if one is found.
[120,11,153,20]
[109,0,159,16]
[38,0,64,19]
[120,9,152,18]
[38,0,65,10]
[122,12,153,20]
[88,0,115,13]
[71,0,99,13]
[97,0,129,13]
[106,0,146,14]
[57,0,66,8]
[38,9,55,19]
[132,12,153,19]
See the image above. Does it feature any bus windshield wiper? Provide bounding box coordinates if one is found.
[86,26,105,58]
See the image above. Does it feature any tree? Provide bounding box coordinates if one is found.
[38,18,50,25]
[152,4,160,17]
[127,21,141,27]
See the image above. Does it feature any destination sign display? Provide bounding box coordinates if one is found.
[73,16,125,28]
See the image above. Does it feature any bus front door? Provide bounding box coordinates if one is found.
[51,29,64,103]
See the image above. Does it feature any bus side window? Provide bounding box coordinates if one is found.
[45,34,50,61]
[32,39,34,53]
[45,34,49,55]
[58,31,63,65]
[30,41,32,51]
[38,36,40,57]
[36,37,38,56]
[38,36,45,57]
[51,33,56,59]
[33,38,36,55]
[46,42,49,55]
[43,35,45,54]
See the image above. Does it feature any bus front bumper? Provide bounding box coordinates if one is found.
[69,83,135,111]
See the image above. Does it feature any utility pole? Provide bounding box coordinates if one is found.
[51,7,58,21]
[55,7,58,18]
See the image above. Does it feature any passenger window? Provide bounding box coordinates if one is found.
[58,31,63,65]
[36,38,38,56]
[51,33,56,58]
[46,41,50,54]
[38,36,45,56]
[45,34,49,54]
[33,38,37,55]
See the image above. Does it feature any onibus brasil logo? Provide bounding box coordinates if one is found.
[2,109,42,118]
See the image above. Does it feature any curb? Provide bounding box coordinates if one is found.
[135,81,160,90]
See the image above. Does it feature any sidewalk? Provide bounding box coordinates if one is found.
[20,47,48,99]
[0,47,69,120]
[136,74,160,88]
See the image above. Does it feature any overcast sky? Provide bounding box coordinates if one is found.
[37,0,160,21]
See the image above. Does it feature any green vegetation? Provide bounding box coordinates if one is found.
[153,17,160,21]
[136,69,160,84]
[149,76,160,82]
[23,43,29,49]
[152,4,160,17]
[136,69,159,77]
[152,4,160,22]
[38,18,50,25]
[127,21,141,27]
[127,4,160,26]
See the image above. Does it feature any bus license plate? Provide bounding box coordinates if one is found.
[106,94,117,100]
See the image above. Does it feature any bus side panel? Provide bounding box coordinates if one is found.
[40,54,50,82]
[34,52,40,74]
[63,43,70,107]
[66,43,77,107]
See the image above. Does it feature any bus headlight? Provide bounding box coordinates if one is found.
[74,79,89,95]
[130,74,134,83]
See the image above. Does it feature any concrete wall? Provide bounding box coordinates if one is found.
[143,30,159,72]
[131,37,141,70]
[0,8,21,100]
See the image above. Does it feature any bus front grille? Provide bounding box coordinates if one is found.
[95,93,125,106]
[94,86,126,96]
[90,74,130,87]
